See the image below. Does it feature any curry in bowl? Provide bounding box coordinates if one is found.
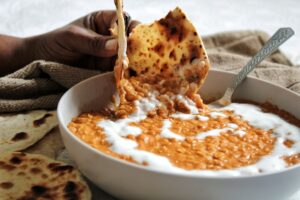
[68,7,300,177]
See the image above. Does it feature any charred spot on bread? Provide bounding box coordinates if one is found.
[153,42,165,57]
[169,50,177,60]
[64,181,77,193]
[9,156,22,165]
[128,68,137,77]
[33,113,53,127]
[49,165,74,173]
[11,132,28,141]
[30,167,42,174]
[0,182,14,189]
[158,9,188,42]
[31,185,48,196]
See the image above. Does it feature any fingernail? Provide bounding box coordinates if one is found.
[105,39,118,51]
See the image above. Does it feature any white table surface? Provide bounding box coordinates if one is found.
[1,0,299,199]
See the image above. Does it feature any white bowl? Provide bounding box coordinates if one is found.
[58,69,300,200]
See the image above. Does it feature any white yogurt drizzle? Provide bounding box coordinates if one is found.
[98,94,300,176]
[161,120,185,140]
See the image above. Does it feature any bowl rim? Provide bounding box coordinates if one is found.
[57,69,300,180]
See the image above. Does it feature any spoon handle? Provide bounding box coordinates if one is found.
[231,27,294,90]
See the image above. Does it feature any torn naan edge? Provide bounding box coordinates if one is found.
[112,0,136,116]
[113,0,128,99]
[0,110,58,153]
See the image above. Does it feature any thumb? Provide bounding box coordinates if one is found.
[67,27,118,57]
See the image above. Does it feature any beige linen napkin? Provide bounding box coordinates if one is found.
[203,30,300,93]
[0,62,102,112]
[0,30,299,113]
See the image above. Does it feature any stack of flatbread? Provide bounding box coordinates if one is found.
[0,152,91,199]
[0,110,91,199]
[1,110,58,153]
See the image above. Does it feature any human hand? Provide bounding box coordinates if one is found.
[25,10,139,71]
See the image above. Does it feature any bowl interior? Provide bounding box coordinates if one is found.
[58,72,116,125]
[200,70,300,118]
[57,69,300,200]
[59,69,300,130]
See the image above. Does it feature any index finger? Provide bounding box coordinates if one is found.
[91,11,140,36]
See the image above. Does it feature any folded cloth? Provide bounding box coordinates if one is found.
[0,62,102,112]
[0,30,299,113]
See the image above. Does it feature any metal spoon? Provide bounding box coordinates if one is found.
[213,27,295,106]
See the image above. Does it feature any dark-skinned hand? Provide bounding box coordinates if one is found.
[0,10,139,75]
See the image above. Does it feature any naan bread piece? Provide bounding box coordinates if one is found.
[0,110,57,152]
[113,7,210,117]
[0,152,91,200]
[114,0,128,95]
[113,0,139,117]
[127,7,210,97]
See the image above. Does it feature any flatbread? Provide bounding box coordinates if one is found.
[114,0,128,95]
[126,7,210,97]
[24,126,65,159]
[0,152,91,200]
[0,110,58,152]
[112,0,138,117]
